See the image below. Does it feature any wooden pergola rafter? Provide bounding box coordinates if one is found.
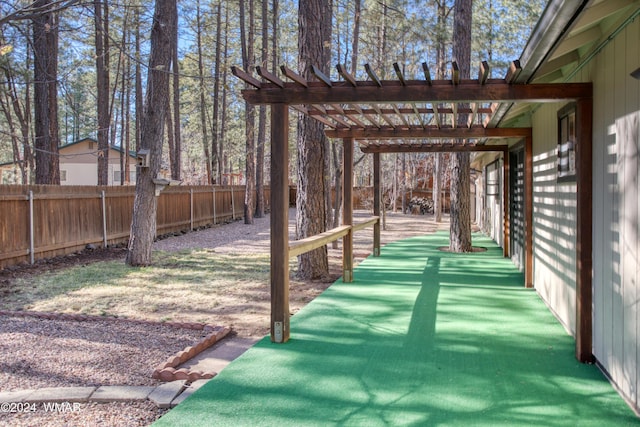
[232,61,593,363]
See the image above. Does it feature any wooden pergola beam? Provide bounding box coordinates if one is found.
[241,81,593,105]
[422,62,432,85]
[360,143,509,154]
[337,64,357,87]
[365,63,383,87]
[231,66,261,89]
[326,126,532,139]
[280,65,308,87]
[451,61,460,85]
[256,66,284,88]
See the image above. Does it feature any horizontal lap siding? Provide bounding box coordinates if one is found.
[531,103,577,335]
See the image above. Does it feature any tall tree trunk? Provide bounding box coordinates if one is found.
[351,0,361,74]
[433,153,443,221]
[272,0,278,71]
[255,0,268,218]
[296,0,331,279]
[165,100,175,175]
[433,0,448,222]
[126,0,176,266]
[196,0,212,184]
[0,87,23,182]
[94,0,110,185]
[219,5,229,184]
[1,65,31,183]
[32,0,60,185]
[240,0,256,224]
[449,0,472,252]
[134,7,143,153]
[330,0,360,246]
[208,0,221,184]
[124,43,131,184]
[170,0,181,181]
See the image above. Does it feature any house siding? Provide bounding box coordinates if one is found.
[531,102,577,335]
[589,17,639,411]
[1,139,136,185]
[528,18,639,411]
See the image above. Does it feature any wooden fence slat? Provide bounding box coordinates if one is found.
[0,185,379,268]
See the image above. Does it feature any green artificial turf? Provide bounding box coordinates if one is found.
[155,232,638,426]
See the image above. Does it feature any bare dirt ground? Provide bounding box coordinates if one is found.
[0,209,449,426]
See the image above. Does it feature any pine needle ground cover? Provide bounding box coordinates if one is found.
[156,232,637,426]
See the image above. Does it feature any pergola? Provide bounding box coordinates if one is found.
[233,61,593,362]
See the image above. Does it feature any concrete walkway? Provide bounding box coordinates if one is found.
[0,335,258,409]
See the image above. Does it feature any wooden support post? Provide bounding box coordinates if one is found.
[343,137,354,282]
[524,131,533,288]
[373,152,381,256]
[270,103,290,343]
[575,96,593,363]
[502,148,510,258]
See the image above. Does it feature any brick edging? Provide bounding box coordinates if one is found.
[0,310,231,382]
[151,326,231,382]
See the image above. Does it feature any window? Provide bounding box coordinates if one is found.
[113,170,136,184]
[557,103,576,181]
[485,158,502,196]
[60,170,67,181]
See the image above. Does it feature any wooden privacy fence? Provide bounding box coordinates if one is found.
[0,185,254,269]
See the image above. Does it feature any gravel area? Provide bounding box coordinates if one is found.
[0,401,166,427]
[0,316,207,392]
[0,209,450,426]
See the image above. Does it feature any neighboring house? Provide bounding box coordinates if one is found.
[476,0,640,414]
[0,161,24,184]
[0,137,137,185]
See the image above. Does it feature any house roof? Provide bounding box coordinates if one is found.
[1,138,135,168]
[497,0,640,127]
[59,137,136,158]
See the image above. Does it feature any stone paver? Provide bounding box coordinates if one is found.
[0,389,36,403]
[91,385,155,403]
[26,386,96,403]
[178,336,258,374]
[148,381,186,409]
[171,380,210,406]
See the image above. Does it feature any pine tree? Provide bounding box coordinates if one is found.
[126,0,176,266]
[449,0,472,252]
[296,0,332,279]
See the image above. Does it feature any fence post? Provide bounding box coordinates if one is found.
[190,189,194,231]
[29,190,34,265]
[231,186,236,220]
[213,186,217,224]
[101,190,108,248]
